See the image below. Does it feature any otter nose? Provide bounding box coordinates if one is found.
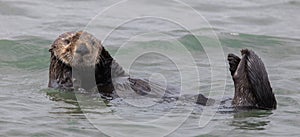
[76,44,89,55]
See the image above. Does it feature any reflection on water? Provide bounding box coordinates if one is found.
[45,89,78,105]
[231,110,273,130]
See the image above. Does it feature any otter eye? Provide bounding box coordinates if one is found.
[63,39,71,45]
[91,40,96,46]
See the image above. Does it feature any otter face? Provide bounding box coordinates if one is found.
[50,31,102,68]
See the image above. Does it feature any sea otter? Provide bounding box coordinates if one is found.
[48,31,276,110]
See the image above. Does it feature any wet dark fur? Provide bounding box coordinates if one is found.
[48,51,73,89]
[228,49,277,110]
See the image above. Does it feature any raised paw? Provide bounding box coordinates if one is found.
[227,53,241,76]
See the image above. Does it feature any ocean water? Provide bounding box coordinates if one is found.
[0,0,300,137]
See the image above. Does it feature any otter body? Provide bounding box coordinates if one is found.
[48,31,276,110]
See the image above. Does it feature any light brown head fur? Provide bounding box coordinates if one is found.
[49,31,102,68]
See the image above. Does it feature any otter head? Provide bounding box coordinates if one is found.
[49,31,102,68]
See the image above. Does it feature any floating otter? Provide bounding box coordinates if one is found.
[48,31,276,110]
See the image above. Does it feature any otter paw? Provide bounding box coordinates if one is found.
[227,53,241,76]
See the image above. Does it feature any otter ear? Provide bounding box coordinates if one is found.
[49,42,57,52]
[48,43,57,52]
[49,44,55,52]
[98,41,103,50]
[49,47,53,52]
